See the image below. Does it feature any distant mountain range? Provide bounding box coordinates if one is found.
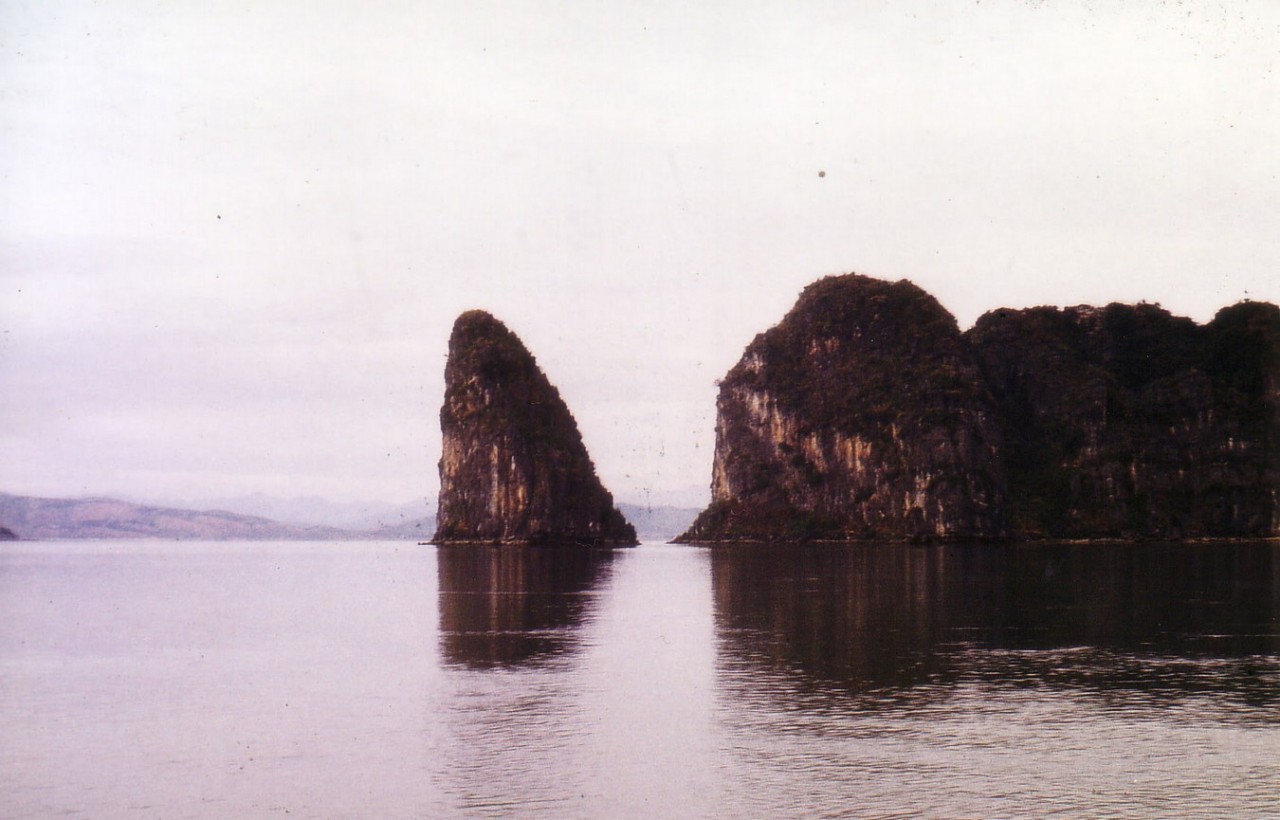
[0,493,369,541]
[159,492,434,531]
[0,493,698,542]
[617,503,702,541]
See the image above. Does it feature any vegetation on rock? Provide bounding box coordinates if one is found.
[680,274,1278,543]
[968,300,1278,538]
[434,310,637,546]
[680,274,1005,542]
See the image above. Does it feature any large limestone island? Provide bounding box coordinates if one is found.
[433,310,638,546]
[680,275,1006,542]
[679,274,1278,543]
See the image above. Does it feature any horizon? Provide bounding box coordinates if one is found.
[0,483,708,514]
[5,2,1279,509]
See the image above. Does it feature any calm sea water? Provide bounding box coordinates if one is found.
[2,539,1277,818]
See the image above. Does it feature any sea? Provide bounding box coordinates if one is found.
[2,539,1277,818]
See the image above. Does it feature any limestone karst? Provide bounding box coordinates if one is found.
[679,274,1278,542]
[967,299,1279,538]
[433,310,637,546]
[679,275,1005,542]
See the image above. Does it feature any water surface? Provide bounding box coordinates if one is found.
[2,540,1276,817]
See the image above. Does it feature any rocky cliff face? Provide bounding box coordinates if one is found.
[680,275,1005,542]
[433,311,637,546]
[968,300,1279,538]
[680,274,1278,543]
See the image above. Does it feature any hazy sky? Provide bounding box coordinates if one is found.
[3,1,1278,510]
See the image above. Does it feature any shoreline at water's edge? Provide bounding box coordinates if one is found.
[424,538,639,548]
[669,536,1280,546]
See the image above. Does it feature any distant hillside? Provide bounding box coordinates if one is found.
[169,493,434,531]
[368,515,437,541]
[617,503,701,541]
[0,493,363,541]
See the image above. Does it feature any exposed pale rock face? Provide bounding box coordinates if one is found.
[433,311,637,546]
[680,272,1278,544]
[968,300,1279,538]
[680,274,1006,542]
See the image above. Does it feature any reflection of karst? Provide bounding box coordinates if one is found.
[711,544,964,695]
[437,546,612,668]
[711,543,1280,705]
[433,310,637,546]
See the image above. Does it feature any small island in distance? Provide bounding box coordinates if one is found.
[679,274,1278,543]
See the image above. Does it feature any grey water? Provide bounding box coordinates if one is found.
[2,540,1277,818]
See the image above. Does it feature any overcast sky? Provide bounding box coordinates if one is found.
[3,0,1278,511]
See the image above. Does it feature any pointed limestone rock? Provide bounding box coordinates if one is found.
[432,311,638,546]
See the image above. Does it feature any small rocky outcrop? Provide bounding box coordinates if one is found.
[0,526,17,541]
[433,310,637,546]
[679,275,1005,542]
[968,300,1279,538]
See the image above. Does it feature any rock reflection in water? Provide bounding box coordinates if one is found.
[437,545,613,668]
[712,542,1280,708]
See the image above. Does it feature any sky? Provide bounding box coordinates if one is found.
[3,0,1279,512]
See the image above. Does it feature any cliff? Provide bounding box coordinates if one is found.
[680,274,1278,543]
[433,310,637,546]
[679,275,1005,542]
[968,300,1279,538]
